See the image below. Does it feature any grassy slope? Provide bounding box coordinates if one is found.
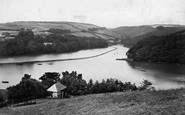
[1,89,185,115]
[112,26,155,38]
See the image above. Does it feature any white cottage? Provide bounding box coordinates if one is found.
[47,82,66,98]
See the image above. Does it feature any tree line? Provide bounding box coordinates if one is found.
[6,71,153,100]
[0,30,108,56]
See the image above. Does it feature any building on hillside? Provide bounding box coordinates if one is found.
[32,28,51,37]
[44,42,53,46]
[1,31,19,36]
[47,82,67,98]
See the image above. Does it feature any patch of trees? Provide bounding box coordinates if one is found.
[127,30,185,64]
[0,30,108,56]
[48,28,70,35]
[88,27,106,32]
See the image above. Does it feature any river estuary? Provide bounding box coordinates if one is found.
[1,45,185,89]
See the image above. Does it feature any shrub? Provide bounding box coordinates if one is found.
[138,79,152,91]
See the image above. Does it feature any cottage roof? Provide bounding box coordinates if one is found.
[47,82,66,92]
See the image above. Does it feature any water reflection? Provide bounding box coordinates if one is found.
[127,61,185,89]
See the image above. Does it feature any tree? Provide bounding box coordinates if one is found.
[86,79,94,93]
[22,74,31,80]
[60,71,87,96]
[138,79,152,91]
[18,30,34,38]
[39,72,61,88]
[7,76,48,100]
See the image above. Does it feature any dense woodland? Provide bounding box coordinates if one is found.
[6,71,152,100]
[127,30,185,64]
[0,30,108,56]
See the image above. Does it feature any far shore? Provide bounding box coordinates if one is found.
[0,47,117,65]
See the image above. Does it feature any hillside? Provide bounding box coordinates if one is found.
[125,26,185,47]
[0,21,120,44]
[1,89,185,115]
[126,30,185,64]
[113,25,185,47]
[112,26,155,38]
[0,21,99,31]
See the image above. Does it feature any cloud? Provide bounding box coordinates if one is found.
[0,0,184,27]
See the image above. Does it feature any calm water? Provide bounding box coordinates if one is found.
[1,45,185,89]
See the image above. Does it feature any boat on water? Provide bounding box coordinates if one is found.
[48,63,53,65]
[141,69,146,72]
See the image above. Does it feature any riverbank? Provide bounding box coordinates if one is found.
[1,88,185,115]
[0,47,117,65]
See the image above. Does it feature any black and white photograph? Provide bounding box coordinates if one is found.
[0,0,185,114]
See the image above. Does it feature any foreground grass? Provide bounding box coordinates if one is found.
[1,89,185,115]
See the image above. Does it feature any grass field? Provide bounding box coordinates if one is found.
[1,88,185,115]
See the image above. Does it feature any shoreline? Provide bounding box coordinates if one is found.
[0,47,117,65]
[116,58,133,61]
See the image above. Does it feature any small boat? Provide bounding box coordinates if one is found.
[48,63,53,65]
[2,81,9,83]
[38,63,42,65]
[16,63,23,66]
[135,67,146,72]
[141,69,146,72]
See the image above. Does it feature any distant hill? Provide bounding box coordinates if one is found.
[112,25,185,47]
[0,21,120,44]
[112,26,155,38]
[2,22,185,46]
[126,30,185,64]
[0,21,99,31]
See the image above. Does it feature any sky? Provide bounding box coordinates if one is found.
[0,0,185,28]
